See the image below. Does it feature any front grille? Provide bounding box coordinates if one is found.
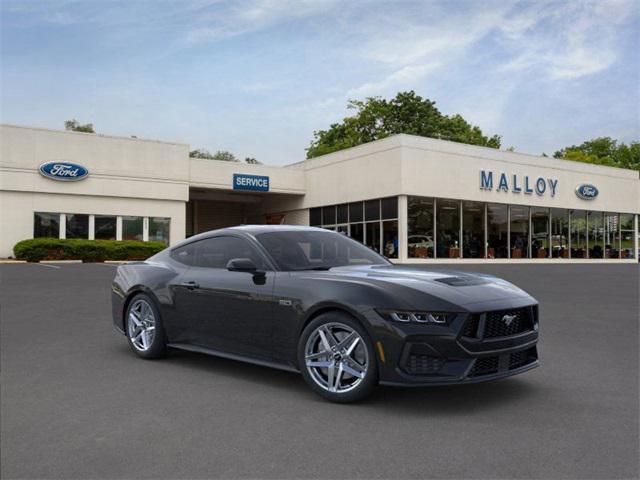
[404,355,446,375]
[484,308,532,338]
[462,315,480,337]
[509,347,537,370]
[469,356,499,377]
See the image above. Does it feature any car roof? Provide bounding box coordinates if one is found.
[174,225,329,247]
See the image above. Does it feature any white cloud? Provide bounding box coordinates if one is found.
[347,63,440,97]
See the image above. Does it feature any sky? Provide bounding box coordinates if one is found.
[1,0,639,165]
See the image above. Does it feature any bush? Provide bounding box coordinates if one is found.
[13,238,166,262]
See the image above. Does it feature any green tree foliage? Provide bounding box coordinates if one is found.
[64,119,95,133]
[306,91,501,158]
[554,137,640,172]
[189,149,239,162]
[244,157,262,164]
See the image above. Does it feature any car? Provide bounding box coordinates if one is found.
[111,225,540,402]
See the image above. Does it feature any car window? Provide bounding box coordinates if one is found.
[256,230,390,271]
[171,243,197,266]
[192,236,268,270]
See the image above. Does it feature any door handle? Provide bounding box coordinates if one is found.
[180,281,200,290]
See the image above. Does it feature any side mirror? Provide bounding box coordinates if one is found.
[226,258,258,273]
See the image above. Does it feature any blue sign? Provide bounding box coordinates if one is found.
[39,161,89,182]
[575,184,598,200]
[233,174,269,192]
[480,170,558,197]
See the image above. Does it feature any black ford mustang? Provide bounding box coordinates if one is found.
[112,225,539,402]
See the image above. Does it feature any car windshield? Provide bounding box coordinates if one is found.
[255,230,390,271]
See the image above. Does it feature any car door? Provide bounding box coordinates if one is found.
[175,235,276,361]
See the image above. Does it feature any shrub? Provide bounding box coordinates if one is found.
[13,238,166,262]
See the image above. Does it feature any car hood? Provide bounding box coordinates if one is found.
[296,265,534,311]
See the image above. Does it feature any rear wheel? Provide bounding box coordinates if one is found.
[125,293,167,359]
[298,312,377,403]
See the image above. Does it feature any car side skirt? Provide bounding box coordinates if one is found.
[167,343,300,374]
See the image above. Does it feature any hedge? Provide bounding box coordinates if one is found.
[13,238,166,262]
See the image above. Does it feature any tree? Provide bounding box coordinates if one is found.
[244,157,262,164]
[306,91,501,158]
[554,137,640,172]
[64,119,94,133]
[189,149,239,162]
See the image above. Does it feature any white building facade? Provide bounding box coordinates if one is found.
[1,124,638,263]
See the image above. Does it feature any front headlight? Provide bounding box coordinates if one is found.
[376,309,454,324]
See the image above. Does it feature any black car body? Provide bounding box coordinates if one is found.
[112,226,539,401]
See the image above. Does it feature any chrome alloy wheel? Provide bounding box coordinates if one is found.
[304,322,369,394]
[127,299,156,351]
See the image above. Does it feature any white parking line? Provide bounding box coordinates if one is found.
[35,263,61,269]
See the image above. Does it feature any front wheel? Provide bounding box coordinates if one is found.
[125,293,167,359]
[298,313,378,403]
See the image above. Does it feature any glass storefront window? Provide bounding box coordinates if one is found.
[603,213,619,259]
[34,212,60,238]
[365,222,380,253]
[381,197,398,220]
[437,199,460,258]
[349,202,363,223]
[531,207,549,259]
[408,196,434,259]
[588,211,604,258]
[487,204,508,259]
[309,208,321,226]
[551,209,569,258]
[95,215,117,240]
[365,199,380,221]
[620,214,636,259]
[462,201,484,258]
[350,223,364,243]
[571,210,587,258]
[382,220,398,259]
[336,224,348,235]
[149,217,170,244]
[122,216,143,241]
[337,204,348,224]
[65,214,89,239]
[322,206,336,226]
[510,206,529,259]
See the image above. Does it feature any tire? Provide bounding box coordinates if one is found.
[298,312,378,403]
[125,293,167,359]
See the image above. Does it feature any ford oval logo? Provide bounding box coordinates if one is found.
[575,184,598,200]
[39,161,89,182]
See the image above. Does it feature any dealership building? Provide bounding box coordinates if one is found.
[1,123,638,262]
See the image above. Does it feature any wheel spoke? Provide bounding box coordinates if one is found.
[305,350,329,361]
[306,360,333,368]
[342,360,365,379]
[326,362,335,391]
[318,327,335,351]
[129,311,142,327]
[345,336,360,355]
[331,363,344,392]
[140,331,149,349]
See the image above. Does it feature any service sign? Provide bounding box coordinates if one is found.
[233,173,269,192]
[39,161,89,182]
[575,184,598,200]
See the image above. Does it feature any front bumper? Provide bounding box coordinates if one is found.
[365,302,540,387]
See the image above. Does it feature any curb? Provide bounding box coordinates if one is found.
[0,259,27,264]
[39,260,83,264]
[103,260,133,264]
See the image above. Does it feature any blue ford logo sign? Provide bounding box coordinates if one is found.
[233,173,269,192]
[575,184,598,200]
[39,161,89,182]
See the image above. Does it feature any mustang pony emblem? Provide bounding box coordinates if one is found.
[502,314,517,326]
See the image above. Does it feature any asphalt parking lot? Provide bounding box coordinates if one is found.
[1,263,638,479]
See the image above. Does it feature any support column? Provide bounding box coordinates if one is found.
[59,213,66,239]
[88,215,95,240]
[634,214,639,260]
[398,195,408,263]
[116,216,123,241]
[143,217,149,242]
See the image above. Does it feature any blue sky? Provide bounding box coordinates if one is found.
[2,0,639,165]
